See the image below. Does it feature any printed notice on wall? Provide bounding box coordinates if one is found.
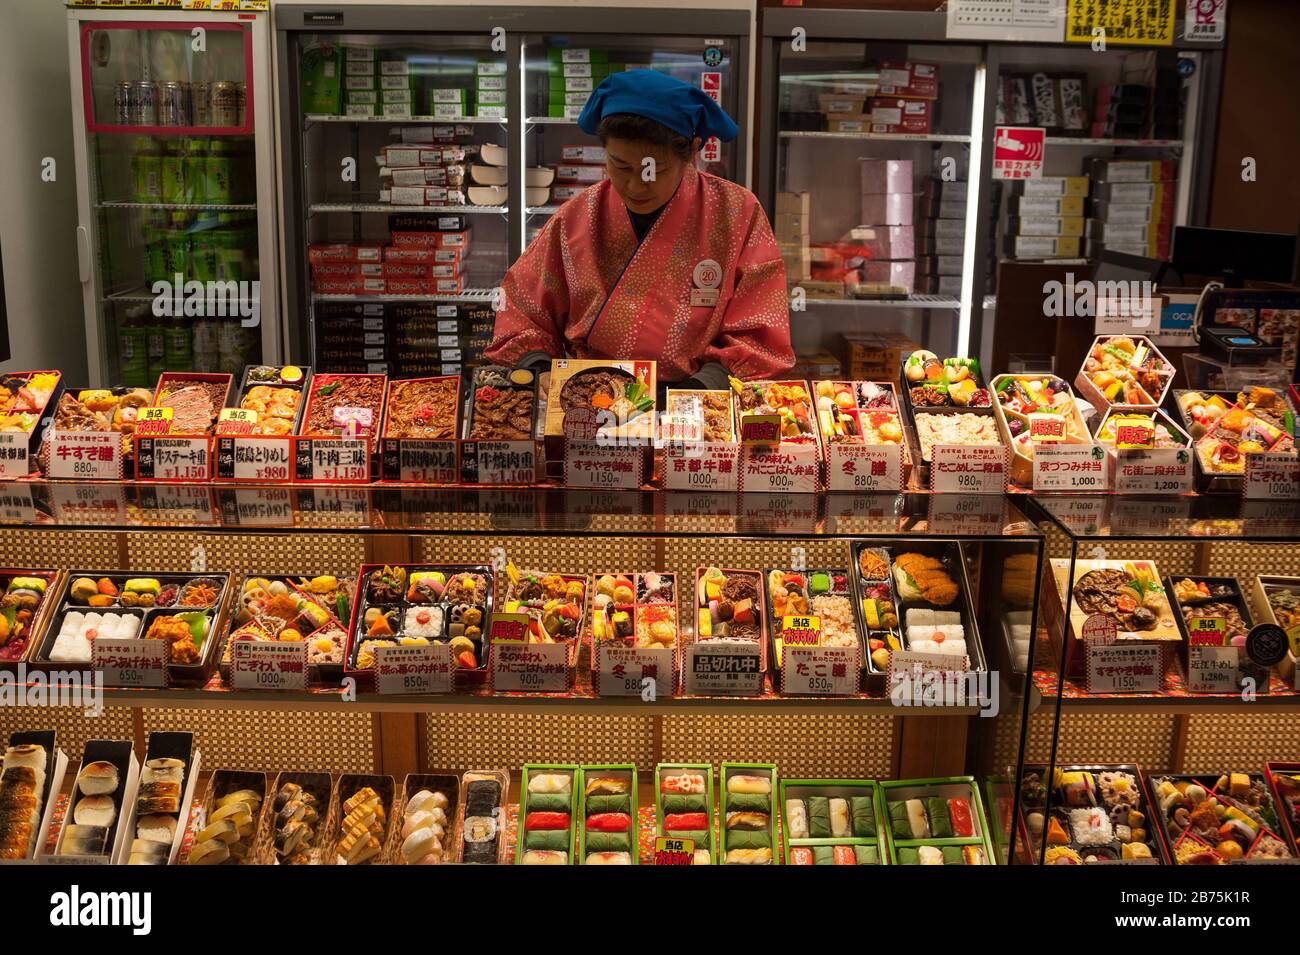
[1066,0,1176,46]
[946,0,1066,42]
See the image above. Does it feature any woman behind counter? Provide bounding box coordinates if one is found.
[485,69,794,391]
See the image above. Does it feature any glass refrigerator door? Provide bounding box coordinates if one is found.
[522,33,742,249]
[76,17,266,387]
[290,32,508,379]
[775,41,983,367]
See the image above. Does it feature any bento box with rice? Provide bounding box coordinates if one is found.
[881,776,994,865]
[218,573,354,685]
[234,364,312,436]
[544,359,656,479]
[781,778,886,865]
[0,371,63,467]
[380,374,461,482]
[1019,764,1165,864]
[39,386,154,477]
[461,365,540,484]
[687,567,771,690]
[659,388,740,490]
[299,373,388,480]
[1075,335,1175,415]
[1147,771,1294,864]
[990,373,1095,487]
[762,566,864,692]
[899,351,1002,487]
[489,564,588,688]
[731,378,824,492]
[813,379,911,490]
[589,572,679,696]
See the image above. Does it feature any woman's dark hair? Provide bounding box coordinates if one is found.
[597,113,696,161]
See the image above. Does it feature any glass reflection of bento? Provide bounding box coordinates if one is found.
[1019,764,1165,865]
[32,571,233,685]
[762,567,862,682]
[1148,772,1294,864]
[990,374,1094,486]
[497,565,588,669]
[1075,335,1174,414]
[0,570,63,671]
[655,763,716,865]
[880,776,994,865]
[345,563,494,687]
[546,359,656,444]
[692,567,769,675]
[236,364,311,436]
[719,763,779,865]
[220,573,354,685]
[781,779,886,865]
[1264,763,1300,855]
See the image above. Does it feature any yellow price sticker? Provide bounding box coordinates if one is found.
[1188,616,1227,647]
[780,614,822,647]
[653,836,696,865]
[135,407,174,436]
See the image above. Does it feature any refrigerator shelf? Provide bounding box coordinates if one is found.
[88,126,254,138]
[311,289,498,304]
[103,287,166,304]
[97,201,259,212]
[801,295,964,309]
[526,205,561,216]
[778,130,972,144]
[305,114,508,126]
[525,117,580,126]
[308,203,508,216]
[1042,137,1184,148]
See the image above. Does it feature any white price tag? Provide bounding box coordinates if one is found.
[47,432,122,480]
[929,444,1006,494]
[563,440,643,490]
[0,433,30,478]
[1085,643,1162,693]
[779,645,858,696]
[230,640,308,691]
[827,442,902,492]
[217,436,292,482]
[297,438,369,483]
[392,439,458,483]
[1033,444,1109,491]
[135,436,211,481]
[739,444,819,494]
[92,637,168,688]
[465,440,536,484]
[683,641,763,696]
[1187,645,1238,693]
[375,643,452,695]
[1113,448,1193,495]
[490,642,569,692]
[888,649,970,680]
[663,442,740,492]
[593,644,673,698]
[1243,452,1300,501]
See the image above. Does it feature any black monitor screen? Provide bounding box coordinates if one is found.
[1172,226,1297,284]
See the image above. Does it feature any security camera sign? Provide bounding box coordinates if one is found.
[992,126,1045,180]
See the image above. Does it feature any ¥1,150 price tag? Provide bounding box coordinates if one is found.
[92,637,168,688]
[1085,643,1162,694]
[375,643,452,695]
[135,436,211,481]
[230,640,307,691]
[564,440,644,490]
[295,437,369,483]
[490,642,569,693]
[384,439,458,484]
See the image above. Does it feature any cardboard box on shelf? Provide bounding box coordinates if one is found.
[1091,181,1175,206]
[916,254,963,277]
[877,61,939,100]
[867,98,932,135]
[775,213,810,240]
[1009,235,1086,259]
[831,75,880,97]
[921,178,968,203]
[1091,199,1173,226]
[817,95,866,114]
[860,193,913,227]
[827,117,869,134]
[840,331,922,380]
[1011,194,1087,217]
[1015,176,1090,198]
[1089,158,1177,183]
[1010,215,1086,238]
[852,260,915,293]
[859,159,913,195]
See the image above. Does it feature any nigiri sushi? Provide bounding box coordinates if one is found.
[585,851,631,865]
[906,798,930,839]
[724,847,772,864]
[726,774,771,795]
[917,845,944,865]
[521,850,567,865]
[829,798,850,838]
[527,773,571,794]
[790,847,814,865]
[833,845,856,865]
[785,799,809,839]
[661,773,705,794]
[948,797,974,838]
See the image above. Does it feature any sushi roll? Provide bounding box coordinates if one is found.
[850,796,876,837]
[927,797,952,838]
[464,778,501,817]
[813,845,835,865]
[724,847,772,864]
[906,798,930,839]
[785,799,809,839]
[948,797,974,837]
[585,851,632,865]
[461,814,499,864]
[829,798,850,838]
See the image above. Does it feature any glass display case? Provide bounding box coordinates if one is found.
[1019,495,1300,865]
[66,5,280,387]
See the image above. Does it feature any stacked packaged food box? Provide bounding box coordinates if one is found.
[1089,158,1177,260]
[546,48,624,120]
[774,190,811,285]
[308,213,472,299]
[343,46,414,119]
[1006,175,1092,261]
[475,59,508,119]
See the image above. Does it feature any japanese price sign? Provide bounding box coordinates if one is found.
[564,440,644,490]
[1033,444,1109,491]
[1113,448,1193,495]
[294,437,369,483]
[593,644,673,698]
[382,439,458,484]
[215,436,292,482]
[992,126,1045,180]
[663,442,740,492]
[375,643,452,695]
[1085,643,1162,694]
[135,436,211,481]
[1187,646,1238,693]
[230,640,307,691]
[48,432,122,480]
[827,442,902,492]
[739,444,819,494]
[460,440,536,484]
[1243,452,1300,501]
[491,642,569,693]
[92,637,168,688]
[780,644,858,696]
[0,433,29,479]
[684,641,763,696]
[930,444,1006,494]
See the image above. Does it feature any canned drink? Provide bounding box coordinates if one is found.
[211,81,239,126]
[192,82,211,126]
[164,319,194,371]
[115,81,133,125]
[146,320,168,383]
[130,81,157,126]
[203,140,234,204]
[235,82,247,127]
[159,81,191,126]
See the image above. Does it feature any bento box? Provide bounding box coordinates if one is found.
[344,563,494,688]
[458,769,510,864]
[655,763,716,864]
[516,764,580,865]
[219,572,355,685]
[325,773,396,865]
[494,564,588,676]
[112,731,200,865]
[1075,335,1175,414]
[990,373,1095,487]
[691,567,770,677]
[880,776,994,865]
[1264,763,1300,854]
[1249,575,1300,686]
[234,364,312,436]
[719,762,780,865]
[461,365,540,484]
[382,375,461,441]
[1019,764,1166,864]
[42,739,138,864]
[1174,388,1295,492]
[30,570,233,685]
[299,372,388,478]
[813,379,912,488]
[589,572,678,696]
[0,570,63,671]
[1166,575,1266,692]
[39,385,154,476]
[1043,557,1181,681]
[546,358,656,445]
[1146,771,1295,863]
[255,771,338,865]
[731,379,824,492]
[661,388,737,443]
[851,542,988,689]
[900,351,991,413]
[578,764,638,865]
[385,772,459,865]
[184,769,268,865]
[0,371,63,464]
[780,778,887,865]
[762,566,863,687]
[150,371,234,436]
[0,730,68,864]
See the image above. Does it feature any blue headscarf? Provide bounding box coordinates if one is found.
[577,69,739,143]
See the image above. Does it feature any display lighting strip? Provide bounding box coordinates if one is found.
[957,63,986,359]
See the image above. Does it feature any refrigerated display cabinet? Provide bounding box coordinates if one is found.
[274,3,750,379]
[66,3,281,388]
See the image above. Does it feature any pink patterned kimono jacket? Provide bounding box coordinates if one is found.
[485,164,794,382]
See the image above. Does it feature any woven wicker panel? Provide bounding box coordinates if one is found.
[1039,521,1075,561]
[1068,541,1199,575]
[0,706,136,764]
[1054,712,1179,769]
[991,706,1057,769]
[0,530,119,569]
[125,531,208,571]
[425,713,655,771]
[196,533,366,577]
[416,535,657,575]
[1207,542,1300,583]
[660,714,893,779]
[1182,713,1300,773]
[141,707,374,774]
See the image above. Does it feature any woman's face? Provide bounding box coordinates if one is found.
[603,136,700,214]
